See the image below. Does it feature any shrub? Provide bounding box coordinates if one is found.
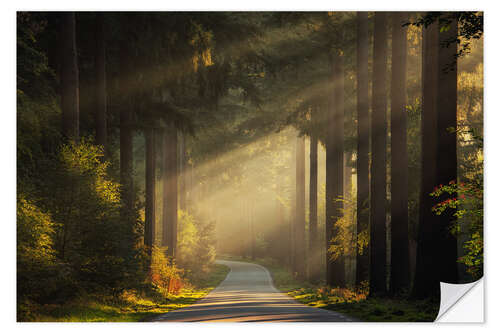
[150,246,184,295]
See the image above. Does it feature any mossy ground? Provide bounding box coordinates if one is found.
[21,263,230,322]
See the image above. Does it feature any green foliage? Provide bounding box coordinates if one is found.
[17,139,145,320]
[177,210,216,273]
[328,191,357,262]
[431,179,483,279]
[17,196,60,309]
[149,246,184,296]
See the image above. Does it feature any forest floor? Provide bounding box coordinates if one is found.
[220,255,439,322]
[24,263,230,322]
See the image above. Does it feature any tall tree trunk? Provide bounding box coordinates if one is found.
[356,11,370,287]
[370,12,388,296]
[413,18,440,299]
[295,135,306,280]
[390,12,410,294]
[145,128,156,253]
[120,105,134,222]
[179,132,186,211]
[60,12,79,141]
[309,134,319,282]
[326,52,345,287]
[94,14,107,150]
[436,15,458,284]
[414,14,458,298]
[162,127,178,258]
[344,151,354,284]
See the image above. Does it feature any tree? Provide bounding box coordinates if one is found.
[413,17,440,299]
[294,135,306,280]
[370,12,388,296]
[309,134,319,282]
[436,14,459,284]
[326,51,345,287]
[119,98,134,223]
[94,14,107,150]
[414,14,459,298]
[390,12,410,294]
[60,12,79,140]
[355,11,370,287]
[163,127,178,258]
[144,127,156,254]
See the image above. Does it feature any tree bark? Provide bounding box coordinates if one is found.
[326,52,345,287]
[162,127,178,258]
[390,12,410,294]
[436,15,458,284]
[178,132,186,211]
[309,134,319,282]
[60,12,79,141]
[356,11,370,287]
[370,12,388,296]
[295,135,306,280]
[145,128,156,253]
[413,17,440,299]
[120,105,134,221]
[95,14,107,150]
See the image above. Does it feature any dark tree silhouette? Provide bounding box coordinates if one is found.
[309,134,319,282]
[163,128,178,258]
[94,14,107,150]
[356,11,370,287]
[145,128,156,253]
[390,12,410,294]
[60,12,79,140]
[370,12,388,296]
[295,135,306,280]
[326,52,345,287]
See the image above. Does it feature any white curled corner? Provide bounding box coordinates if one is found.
[435,278,484,322]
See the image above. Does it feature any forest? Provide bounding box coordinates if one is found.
[17,11,483,322]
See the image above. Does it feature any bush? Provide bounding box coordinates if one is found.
[150,246,184,295]
[17,196,59,304]
[431,179,483,279]
[177,210,216,273]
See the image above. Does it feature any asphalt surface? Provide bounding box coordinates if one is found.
[153,259,356,322]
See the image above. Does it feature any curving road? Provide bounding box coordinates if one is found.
[153,259,356,322]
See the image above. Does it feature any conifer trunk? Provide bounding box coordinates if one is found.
[436,15,458,284]
[370,12,388,296]
[326,52,345,287]
[145,128,156,252]
[162,128,178,258]
[356,11,370,286]
[413,17,440,299]
[60,12,79,141]
[309,134,319,282]
[95,14,107,150]
[295,135,306,280]
[390,12,410,294]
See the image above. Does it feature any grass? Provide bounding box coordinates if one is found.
[21,263,230,322]
[221,255,439,322]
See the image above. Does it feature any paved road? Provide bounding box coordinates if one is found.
[153,259,356,322]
